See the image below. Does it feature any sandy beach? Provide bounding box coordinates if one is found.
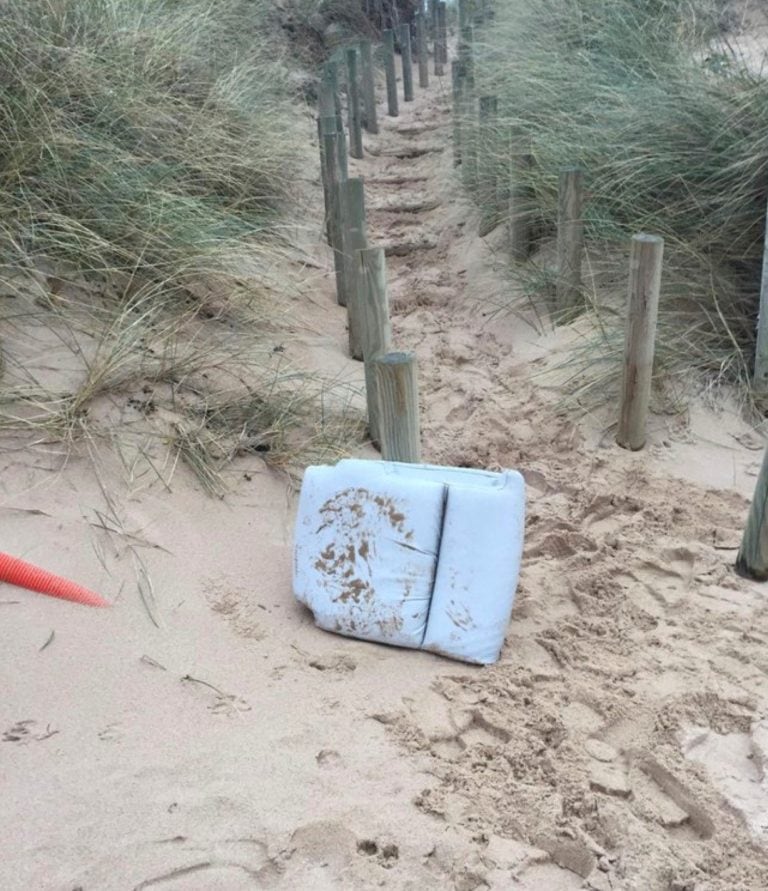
[3,38,768,891]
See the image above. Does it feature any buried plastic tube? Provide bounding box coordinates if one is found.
[0,551,109,607]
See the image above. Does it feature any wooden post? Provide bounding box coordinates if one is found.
[458,23,474,82]
[321,118,347,307]
[754,194,768,392]
[556,167,585,315]
[359,40,379,135]
[317,117,332,244]
[399,24,414,102]
[435,2,447,76]
[736,444,768,579]
[319,72,335,119]
[324,62,348,182]
[616,234,664,451]
[460,73,477,192]
[415,12,429,89]
[359,247,393,446]
[451,61,463,167]
[430,0,438,37]
[478,95,499,236]
[346,48,363,159]
[374,352,421,463]
[509,136,533,262]
[458,0,469,29]
[340,177,368,360]
[383,29,399,117]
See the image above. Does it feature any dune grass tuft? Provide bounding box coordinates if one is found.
[0,0,302,306]
[465,0,768,407]
[0,0,367,484]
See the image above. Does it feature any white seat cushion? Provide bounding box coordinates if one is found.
[421,474,525,664]
[293,462,446,648]
[293,459,526,663]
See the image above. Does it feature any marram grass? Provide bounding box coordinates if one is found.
[0,0,366,483]
[467,0,768,407]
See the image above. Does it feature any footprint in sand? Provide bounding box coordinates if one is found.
[315,748,344,769]
[632,756,715,839]
[525,530,598,560]
[307,653,357,674]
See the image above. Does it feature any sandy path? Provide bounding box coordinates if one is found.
[343,53,768,891]
[2,44,768,891]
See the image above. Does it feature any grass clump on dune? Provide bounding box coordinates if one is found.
[471,0,768,406]
[0,0,364,486]
[0,0,297,304]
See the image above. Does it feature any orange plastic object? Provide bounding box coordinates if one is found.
[0,552,109,607]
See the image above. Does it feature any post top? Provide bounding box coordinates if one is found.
[376,351,414,365]
[632,233,664,244]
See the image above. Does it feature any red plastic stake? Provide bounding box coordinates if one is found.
[0,552,109,607]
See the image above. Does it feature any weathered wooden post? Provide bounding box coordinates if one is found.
[616,234,664,451]
[340,177,369,359]
[383,29,399,117]
[399,23,414,102]
[478,95,499,236]
[754,194,768,392]
[736,444,768,579]
[430,0,438,38]
[509,135,533,262]
[460,59,477,192]
[556,167,585,315]
[346,48,364,159]
[319,72,335,119]
[459,23,474,82]
[359,246,393,445]
[320,117,347,307]
[415,12,429,89]
[451,61,463,167]
[323,62,348,182]
[374,352,421,463]
[317,117,332,244]
[435,2,447,76]
[359,40,378,135]
[458,0,469,30]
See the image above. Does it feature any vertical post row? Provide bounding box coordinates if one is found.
[616,234,664,451]
[399,23,414,103]
[556,166,585,316]
[359,247,394,446]
[340,178,368,360]
[359,40,378,136]
[383,29,399,117]
[346,48,363,159]
[374,352,422,463]
[416,12,429,89]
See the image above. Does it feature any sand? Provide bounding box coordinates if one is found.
[3,44,768,891]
